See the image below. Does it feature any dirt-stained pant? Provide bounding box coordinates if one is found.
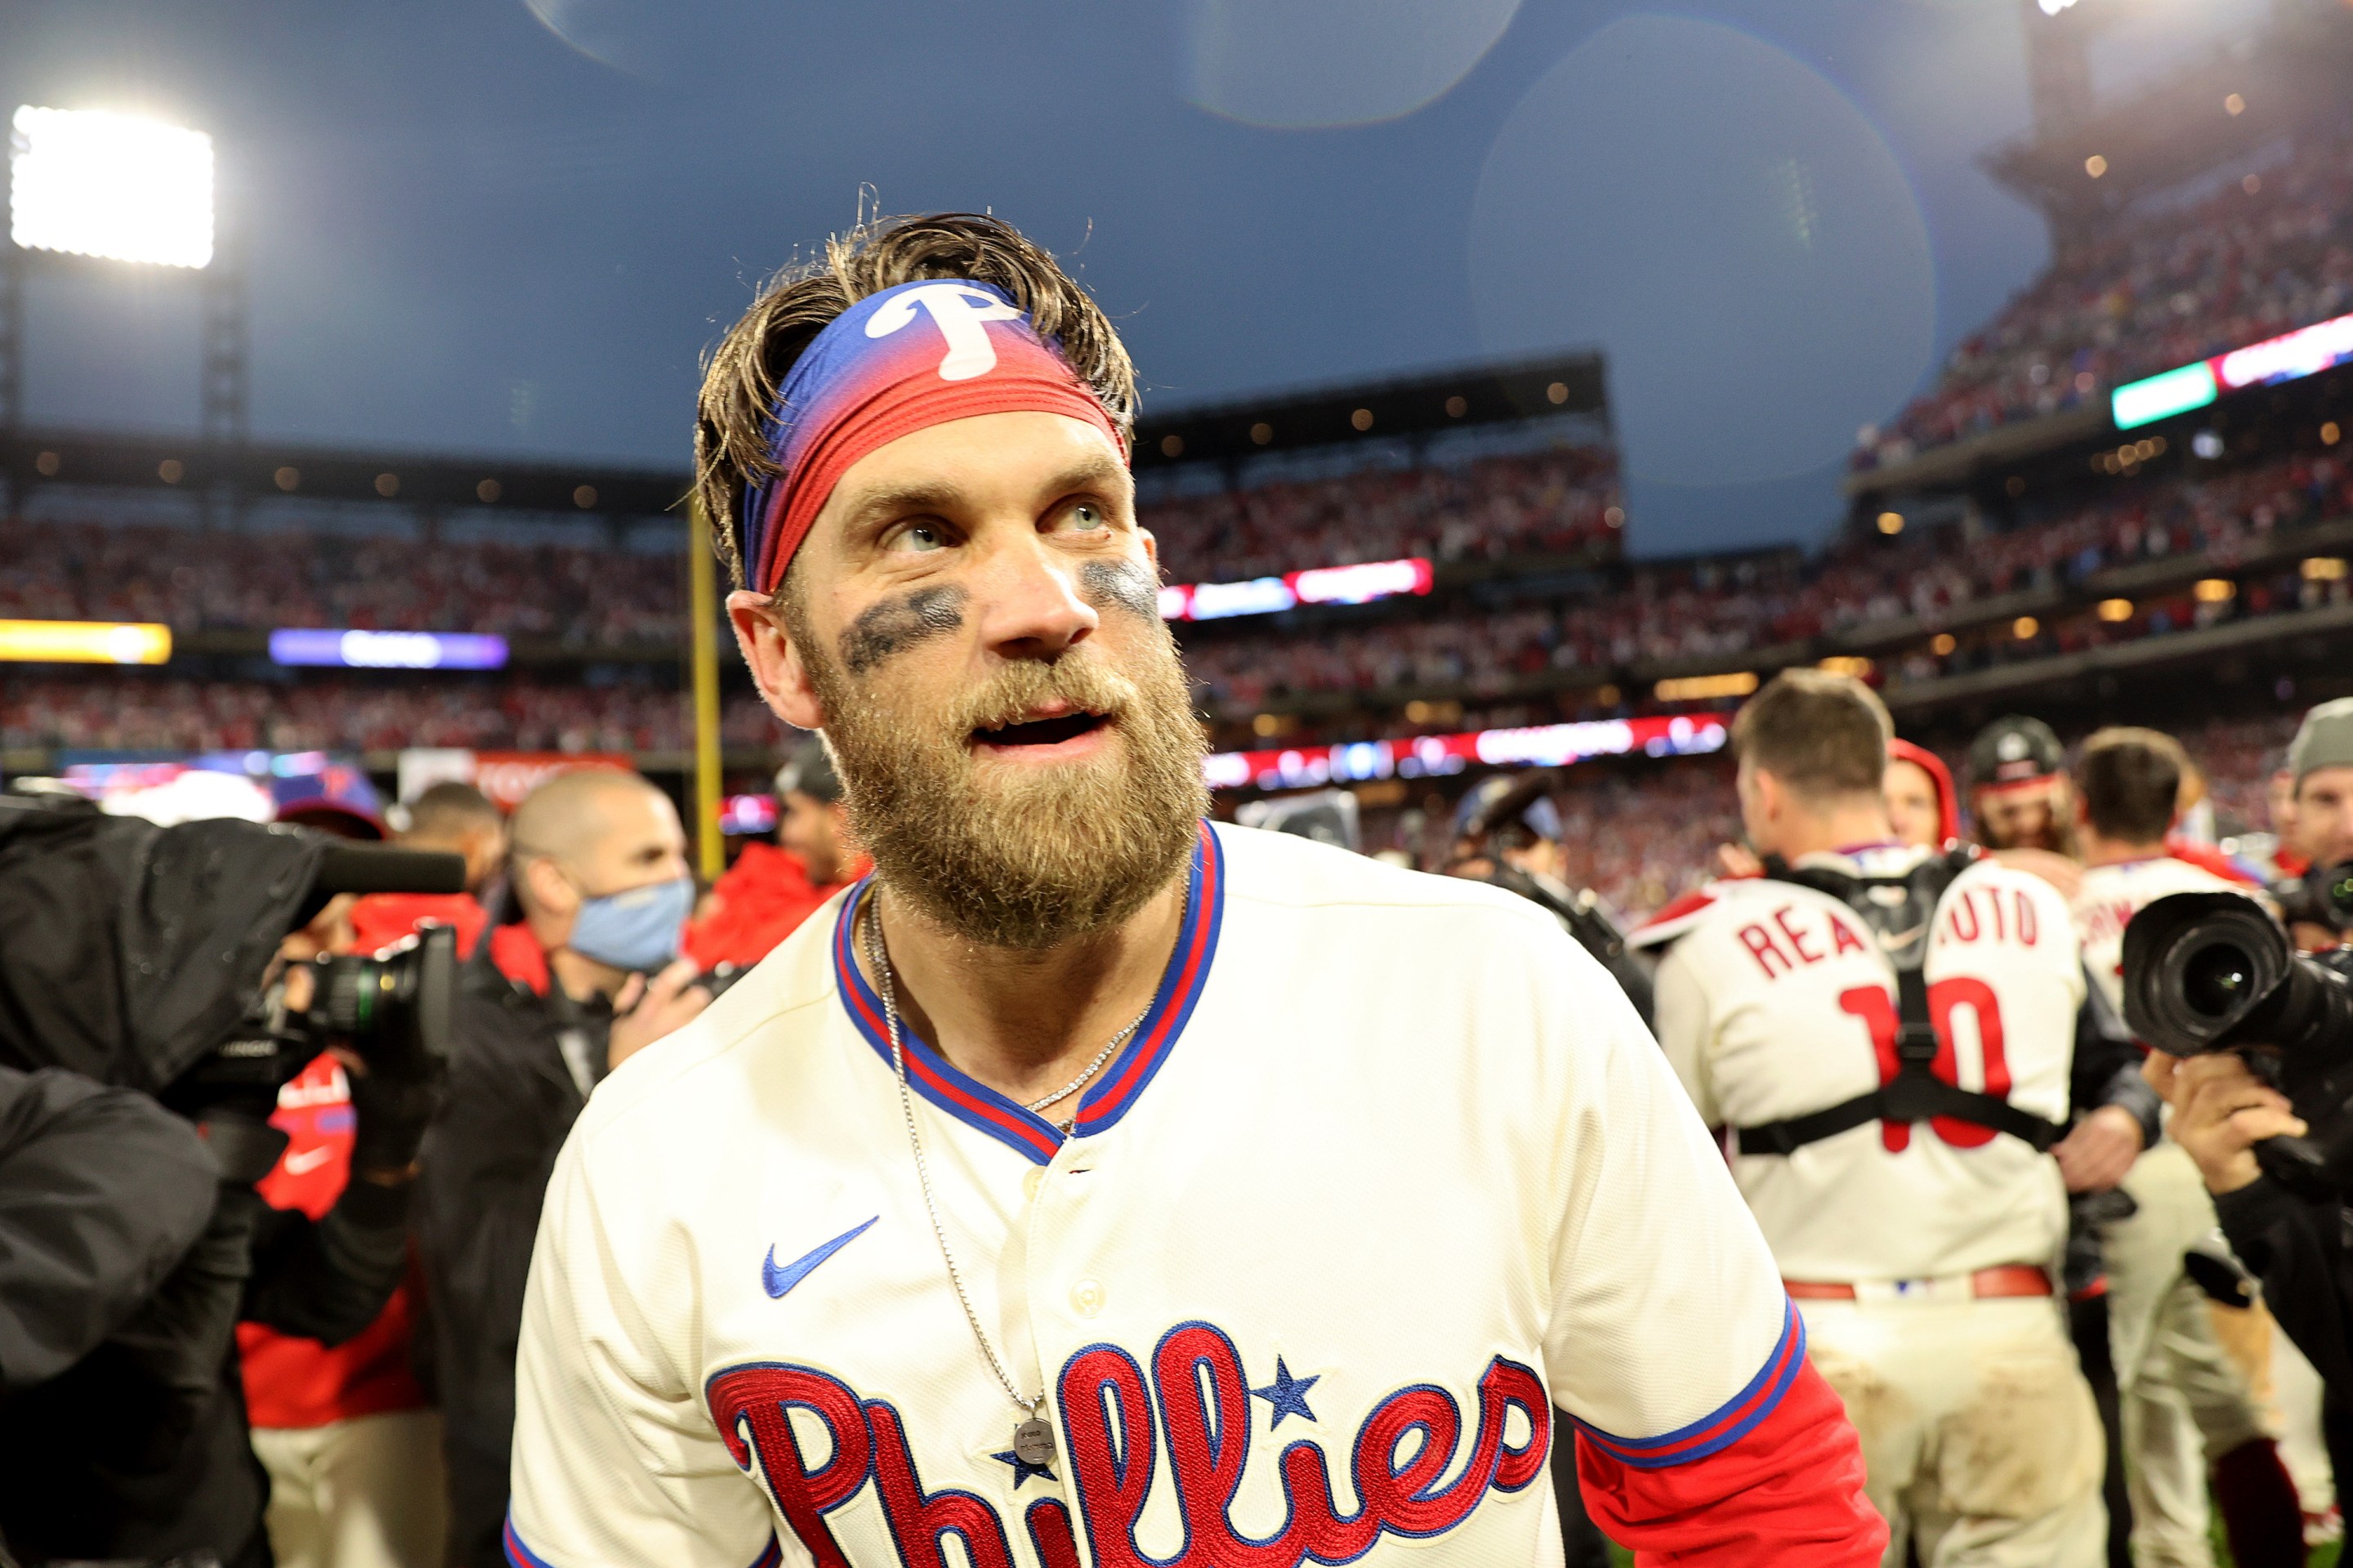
[2105,1141,2276,1567]
[1804,1290,2106,1568]
[251,1408,449,1568]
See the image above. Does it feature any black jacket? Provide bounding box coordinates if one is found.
[417,940,607,1568]
[2214,1177,2353,1489]
[0,1065,217,1393]
[0,803,415,1565]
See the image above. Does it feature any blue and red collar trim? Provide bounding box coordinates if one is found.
[832,821,1224,1164]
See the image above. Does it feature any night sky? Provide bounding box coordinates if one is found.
[3,0,2267,556]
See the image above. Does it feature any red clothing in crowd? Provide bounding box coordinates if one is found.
[350,891,490,958]
[234,1055,430,1429]
[236,892,485,1431]
[2163,836,2266,888]
[681,842,868,970]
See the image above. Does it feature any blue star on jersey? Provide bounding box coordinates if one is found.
[989,1447,1056,1488]
[1251,1357,1319,1427]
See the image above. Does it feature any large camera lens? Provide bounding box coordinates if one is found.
[2124,891,2291,1052]
[2183,943,2260,1019]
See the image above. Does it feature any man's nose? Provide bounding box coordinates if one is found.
[971,534,1099,659]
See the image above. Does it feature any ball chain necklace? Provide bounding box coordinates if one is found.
[861,893,1154,1469]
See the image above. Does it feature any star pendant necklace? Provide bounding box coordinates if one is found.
[861,894,1153,1469]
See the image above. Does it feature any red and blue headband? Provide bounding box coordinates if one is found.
[740,279,1126,595]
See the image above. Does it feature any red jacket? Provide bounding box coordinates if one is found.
[234,1054,430,1429]
[682,842,867,970]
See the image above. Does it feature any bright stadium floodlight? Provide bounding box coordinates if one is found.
[9,105,214,268]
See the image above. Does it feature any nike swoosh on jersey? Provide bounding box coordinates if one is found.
[763,1216,879,1300]
[1877,923,1925,951]
[282,1146,335,1175]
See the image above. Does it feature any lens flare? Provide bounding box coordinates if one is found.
[1182,0,1521,129]
[1468,16,1935,487]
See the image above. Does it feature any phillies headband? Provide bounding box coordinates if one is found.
[741,279,1125,594]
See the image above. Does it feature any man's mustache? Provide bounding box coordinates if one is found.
[943,654,1141,739]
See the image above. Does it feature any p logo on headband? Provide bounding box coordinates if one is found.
[863,284,1023,381]
[742,278,1126,596]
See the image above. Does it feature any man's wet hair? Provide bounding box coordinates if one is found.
[2077,726,2186,846]
[694,212,1137,597]
[1731,670,1893,802]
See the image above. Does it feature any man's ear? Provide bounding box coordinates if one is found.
[520,855,578,921]
[1137,527,1159,572]
[728,590,825,731]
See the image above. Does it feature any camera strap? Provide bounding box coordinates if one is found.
[1732,850,2066,1157]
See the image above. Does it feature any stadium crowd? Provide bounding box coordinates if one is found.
[1185,444,2353,706]
[0,442,1621,655]
[1497,708,2306,921]
[0,521,684,646]
[1144,441,1622,583]
[1855,124,2353,469]
[0,675,784,755]
[11,444,2347,780]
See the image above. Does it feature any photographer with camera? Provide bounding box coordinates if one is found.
[2269,700,2353,952]
[2146,1035,2353,1500]
[414,766,708,1568]
[0,796,458,1566]
[2128,702,2353,1510]
[2069,728,2305,1568]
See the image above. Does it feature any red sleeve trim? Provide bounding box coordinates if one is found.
[1574,1316,1886,1565]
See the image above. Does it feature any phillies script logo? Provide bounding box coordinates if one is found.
[707,1321,1551,1567]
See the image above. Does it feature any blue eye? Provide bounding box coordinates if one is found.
[1069,502,1106,531]
[892,522,947,553]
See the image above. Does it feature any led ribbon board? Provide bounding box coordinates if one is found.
[1203,713,1727,792]
[2114,309,2353,431]
[269,629,509,670]
[1160,557,1434,622]
[0,619,172,664]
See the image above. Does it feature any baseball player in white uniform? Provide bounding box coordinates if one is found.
[499,214,1886,1568]
[2069,728,2305,1568]
[1652,671,2105,1566]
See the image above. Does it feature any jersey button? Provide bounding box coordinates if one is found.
[1024,1167,1046,1202]
[1070,1278,1105,1318]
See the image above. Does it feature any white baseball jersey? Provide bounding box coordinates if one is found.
[505,823,1811,1568]
[1654,846,2085,1284]
[2073,855,2247,1020]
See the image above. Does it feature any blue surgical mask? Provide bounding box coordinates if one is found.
[566,875,694,974]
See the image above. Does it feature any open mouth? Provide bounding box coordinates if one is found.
[971,711,1110,748]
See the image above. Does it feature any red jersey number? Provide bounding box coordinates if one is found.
[1836,980,2011,1152]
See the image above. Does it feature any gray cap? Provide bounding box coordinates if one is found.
[775,736,842,803]
[2289,698,2353,784]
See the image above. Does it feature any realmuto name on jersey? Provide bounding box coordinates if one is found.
[706,1321,1552,1567]
[1733,877,2043,982]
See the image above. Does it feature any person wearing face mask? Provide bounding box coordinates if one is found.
[413,766,710,1568]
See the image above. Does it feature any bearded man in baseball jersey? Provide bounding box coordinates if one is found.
[502,213,1882,1568]
[1654,671,2104,1566]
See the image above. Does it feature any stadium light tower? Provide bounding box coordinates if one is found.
[3,105,246,515]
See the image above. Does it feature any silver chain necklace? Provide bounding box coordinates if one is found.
[861,894,1151,1470]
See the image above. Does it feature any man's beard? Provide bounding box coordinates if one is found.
[806,622,1208,950]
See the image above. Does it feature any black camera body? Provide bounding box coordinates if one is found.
[2123,890,2353,1198]
[2274,860,2353,933]
[167,922,458,1141]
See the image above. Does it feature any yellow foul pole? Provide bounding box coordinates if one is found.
[687,501,726,882]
